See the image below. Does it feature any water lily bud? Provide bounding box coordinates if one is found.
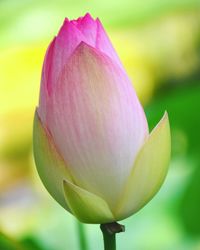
[33,13,171,224]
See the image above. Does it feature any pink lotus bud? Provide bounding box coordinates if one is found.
[33,13,171,223]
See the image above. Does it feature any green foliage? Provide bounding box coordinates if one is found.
[0,232,25,250]
[179,160,200,235]
[145,81,200,157]
[0,232,51,250]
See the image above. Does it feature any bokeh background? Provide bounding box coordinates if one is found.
[0,0,200,249]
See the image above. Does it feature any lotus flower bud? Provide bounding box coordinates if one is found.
[33,13,171,223]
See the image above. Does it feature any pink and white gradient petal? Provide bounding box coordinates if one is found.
[40,42,148,209]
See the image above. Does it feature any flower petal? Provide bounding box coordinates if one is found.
[115,112,171,220]
[74,13,97,47]
[39,14,125,125]
[70,13,121,67]
[63,180,114,224]
[33,110,73,211]
[38,37,56,125]
[96,18,123,70]
[56,18,86,59]
[39,21,89,126]
[45,42,148,209]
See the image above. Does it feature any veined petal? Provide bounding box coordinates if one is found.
[38,22,88,124]
[115,112,171,220]
[57,18,86,57]
[63,180,114,224]
[68,13,121,66]
[75,13,97,47]
[39,14,125,126]
[96,18,123,70]
[48,20,87,94]
[46,42,148,208]
[33,110,73,211]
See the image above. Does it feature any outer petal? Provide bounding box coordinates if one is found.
[33,110,73,211]
[115,112,171,220]
[43,42,148,209]
[47,21,87,94]
[38,21,88,125]
[38,37,56,125]
[63,180,114,224]
[96,18,123,70]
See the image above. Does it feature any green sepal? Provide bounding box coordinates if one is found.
[116,112,171,220]
[63,180,115,224]
[33,110,73,211]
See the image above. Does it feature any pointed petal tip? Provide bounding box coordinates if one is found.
[77,40,93,50]
[75,13,97,32]
[96,17,102,25]
[69,13,95,26]
[63,17,69,24]
[70,40,113,68]
[59,19,70,33]
[58,18,79,37]
[72,41,97,57]
[151,111,170,134]
[163,110,169,120]
[80,13,97,23]
[83,12,94,20]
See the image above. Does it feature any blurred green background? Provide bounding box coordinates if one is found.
[0,0,200,249]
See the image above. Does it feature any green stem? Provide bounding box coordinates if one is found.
[76,220,88,250]
[100,222,125,250]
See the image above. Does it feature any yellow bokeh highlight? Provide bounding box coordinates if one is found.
[0,45,46,190]
[0,45,46,115]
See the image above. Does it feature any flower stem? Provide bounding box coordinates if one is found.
[100,222,125,250]
[76,220,88,250]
